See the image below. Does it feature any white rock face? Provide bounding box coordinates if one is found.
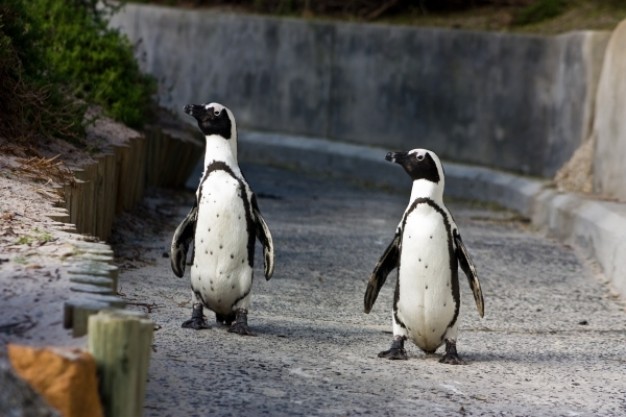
[593,19,626,201]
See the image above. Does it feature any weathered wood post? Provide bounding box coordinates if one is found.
[87,310,153,417]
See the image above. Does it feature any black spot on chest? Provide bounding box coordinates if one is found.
[195,162,257,268]
[401,198,454,262]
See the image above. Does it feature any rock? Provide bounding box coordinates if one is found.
[592,19,626,201]
[0,357,60,417]
[7,344,104,417]
[554,137,594,194]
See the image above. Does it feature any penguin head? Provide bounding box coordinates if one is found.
[184,102,236,140]
[386,149,445,199]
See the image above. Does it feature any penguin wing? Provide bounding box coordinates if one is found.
[170,202,198,278]
[454,230,484,317]
[252,195,274,280]
[364,233,401,314]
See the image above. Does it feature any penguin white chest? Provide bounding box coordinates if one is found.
[397,203,456,351]
[191,170,252,313]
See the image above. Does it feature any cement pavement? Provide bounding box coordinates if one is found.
[116,162,626,417]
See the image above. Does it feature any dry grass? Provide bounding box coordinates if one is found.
[15,154,77,188]
[513,2,626,34]
[379,2,626,34]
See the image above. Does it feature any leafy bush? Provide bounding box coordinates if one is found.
[0,0,84,143]
[513,0,569,25]
[28,0,156,129]
[0,0,156,145]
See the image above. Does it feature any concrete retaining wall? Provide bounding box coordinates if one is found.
[109,4,609,177]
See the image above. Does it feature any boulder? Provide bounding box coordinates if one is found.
[7,344,104,417]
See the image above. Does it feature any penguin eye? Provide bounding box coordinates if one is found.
[214,109,221,117]
[416,154,425,161]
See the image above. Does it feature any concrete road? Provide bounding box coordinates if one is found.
[114,163,626,417]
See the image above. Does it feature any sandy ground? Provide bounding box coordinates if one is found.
[0,113,137,350]
[0,138,91,349]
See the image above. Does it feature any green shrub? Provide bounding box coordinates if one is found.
[514,0,569,26]
[0,0,156,146]
[29,0,156,129]
[0,0,84,143]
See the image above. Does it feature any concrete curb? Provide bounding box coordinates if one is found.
[237,130,626,297]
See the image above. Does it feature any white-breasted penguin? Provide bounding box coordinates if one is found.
[364,149,484,364]
[171,102,274,335]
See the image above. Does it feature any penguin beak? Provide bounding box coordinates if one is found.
[184,104,211,121]
[385,151,407,164]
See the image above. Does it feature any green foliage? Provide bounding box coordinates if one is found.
[514,0,569,26]
[0,0,85,143]
[28,0,156,128]
[0,0,156,146]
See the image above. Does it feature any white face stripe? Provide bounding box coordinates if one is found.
[205,102,227,117]
[205,102,225,111]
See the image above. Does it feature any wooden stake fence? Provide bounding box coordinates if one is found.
[87,310,154,417]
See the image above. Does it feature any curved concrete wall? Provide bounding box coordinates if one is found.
[110,3,609,177]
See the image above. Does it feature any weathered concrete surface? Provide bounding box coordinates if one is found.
[328,27,606,178]
[111,6,334,138]
[109,3,609,176]
[532,189,626,298]
[116,163,626,417]
[592,19,626,201]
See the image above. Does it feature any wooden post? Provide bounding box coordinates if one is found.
[68,274,115,290]
[87,310,153,417]
[63,294,125,337]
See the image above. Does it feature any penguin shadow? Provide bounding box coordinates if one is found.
[198,319,596,368]
[365,330,552,366]
[255,192,283,201]
[448,346,604,366]
[247,319,385,347]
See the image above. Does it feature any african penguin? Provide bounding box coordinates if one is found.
[364,149,484,364]
[171,102,274,335]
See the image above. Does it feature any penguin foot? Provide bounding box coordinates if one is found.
[182,317,210,330]
[439,353,465,365]
[378,337,408,360]
[216,312,236,326]
[182,304,210,330]
[228,309,255,336]
[378,347,408,360]
[439,340,466,365]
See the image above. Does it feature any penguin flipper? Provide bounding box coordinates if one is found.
[364,233,401,314]
[252,195,274,280]
[171,202,198,278]
[454,231,484,317]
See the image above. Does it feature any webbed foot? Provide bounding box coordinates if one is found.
[182,304,210,330]
[439,340,466,365]
[228,308,255,336]
[378,337,408,360]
